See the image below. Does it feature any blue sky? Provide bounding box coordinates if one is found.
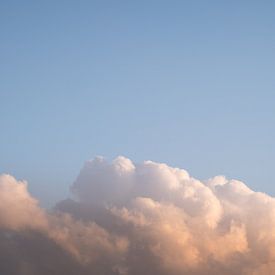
[1,1,274,206]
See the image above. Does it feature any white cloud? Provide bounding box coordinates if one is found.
[1,156,275,274]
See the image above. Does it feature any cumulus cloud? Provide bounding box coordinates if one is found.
[0,175,47,231]
[1,156,275,274]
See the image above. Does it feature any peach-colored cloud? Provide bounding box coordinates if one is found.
[1,156,275,274]
[0,174,47,231]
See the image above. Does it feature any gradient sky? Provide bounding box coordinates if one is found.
[1,1,274,207]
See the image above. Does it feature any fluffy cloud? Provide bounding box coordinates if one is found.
[0,174,47,231]
[1,156,275,274]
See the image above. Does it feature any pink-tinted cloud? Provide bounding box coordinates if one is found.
[1,156,275,274]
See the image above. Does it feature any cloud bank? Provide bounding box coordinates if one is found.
[1,156,275,274]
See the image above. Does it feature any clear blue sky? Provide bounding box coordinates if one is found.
[1,1,274,207]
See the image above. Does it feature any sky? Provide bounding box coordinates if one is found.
[0,0,275,207]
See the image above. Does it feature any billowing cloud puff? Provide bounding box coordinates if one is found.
[1,156,275,274]
[0,174,47,230]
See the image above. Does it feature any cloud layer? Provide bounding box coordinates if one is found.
[1,156,275,274]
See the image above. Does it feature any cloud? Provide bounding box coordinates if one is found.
[1,156,275,274]
[0,175,47,231]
